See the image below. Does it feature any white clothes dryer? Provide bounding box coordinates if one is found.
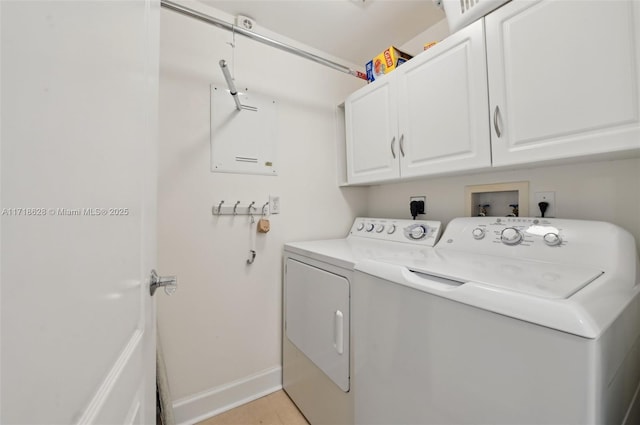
[354,217,640,425]
[283,217,442,425]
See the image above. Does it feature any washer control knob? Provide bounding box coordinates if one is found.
[408,224,428,240]
[543,232,562,246]
[365,223,375,232]
[375,224,385,233]
[356,222,364,231]
[387,224,396,234]
[501,227,523,245]
[471,227,485,240]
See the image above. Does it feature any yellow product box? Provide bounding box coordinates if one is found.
[424,41,438,51]
[365,46,413,83]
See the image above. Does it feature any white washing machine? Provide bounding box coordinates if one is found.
[354,217,640,425]
[283,217,442,425]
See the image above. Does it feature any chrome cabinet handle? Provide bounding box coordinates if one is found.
[150,269,178,296]
[493,105,502,138]
[390,136,396,159]
[399,134,405,157]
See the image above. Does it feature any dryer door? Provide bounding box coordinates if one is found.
[285,258,350,392]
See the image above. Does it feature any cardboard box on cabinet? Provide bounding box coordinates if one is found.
[365,46,413,83]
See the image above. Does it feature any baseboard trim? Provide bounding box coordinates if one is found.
[173,366,282,425]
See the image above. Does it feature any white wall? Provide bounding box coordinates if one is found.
[158,1,367,423]
[401,18,451,57]
[367,157,640,248]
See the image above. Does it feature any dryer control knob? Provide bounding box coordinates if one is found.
[387,224,396,234]
[365,223,375,232]
[472,227,485,240]
[501,227,522,245]
[408,224,427,240]
[356,222,364,231]
[375,224,385,233]
[543,232,562,246]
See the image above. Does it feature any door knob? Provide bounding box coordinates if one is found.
[150,269,178,296]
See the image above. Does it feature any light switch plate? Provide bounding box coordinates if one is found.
[269,195,280,214]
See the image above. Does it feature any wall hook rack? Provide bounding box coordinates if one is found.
[212,200,269,216]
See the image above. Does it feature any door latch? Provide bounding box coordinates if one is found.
[150,269,178,296]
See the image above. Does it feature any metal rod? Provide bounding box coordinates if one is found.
[219,60,242,111]
[161,0,366,80]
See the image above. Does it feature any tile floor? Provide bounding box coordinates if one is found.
[197,390,309,425]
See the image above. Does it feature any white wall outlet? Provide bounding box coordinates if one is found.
[409,196,426,216]
[269,195,280,214]
[534,191,556,218]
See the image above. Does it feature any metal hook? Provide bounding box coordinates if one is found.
[233,201,240,215]
[262,202,269,216]
[248,202,256,223]
[216,200,224,215]
[246,249,256,264]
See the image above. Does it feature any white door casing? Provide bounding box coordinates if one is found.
[1,1,159,423]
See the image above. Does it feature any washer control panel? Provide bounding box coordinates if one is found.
[435,216,634,277]
[441,217,569,255]
[350,217,443,246]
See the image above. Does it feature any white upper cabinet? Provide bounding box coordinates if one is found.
[398,19,491,178]
[345,73,399,184]
[344,19,490,184]
[344,0,640,185]
[486,0,640,166]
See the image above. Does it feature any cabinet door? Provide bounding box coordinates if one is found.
[487,0,640,166]
[398,19,491,178]
[345,74,399,184]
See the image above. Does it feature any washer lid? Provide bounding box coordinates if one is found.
[394,250,604,299]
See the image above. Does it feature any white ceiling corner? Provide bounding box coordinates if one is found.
[195,0,446,66]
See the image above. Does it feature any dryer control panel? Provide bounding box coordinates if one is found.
[349,217,443,247]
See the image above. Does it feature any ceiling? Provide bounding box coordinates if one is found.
[197,0,446,66]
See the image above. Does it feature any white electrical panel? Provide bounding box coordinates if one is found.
[210,85,278,176]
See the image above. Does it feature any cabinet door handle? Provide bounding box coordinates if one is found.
[390,136,397,159]
[493,105,502,138]
[399,134,405,157]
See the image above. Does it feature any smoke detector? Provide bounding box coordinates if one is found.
[236,15,255,30]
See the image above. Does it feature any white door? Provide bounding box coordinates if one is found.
[1,1,160,424]
[397,19,491,178]
[345,75,399,184]
[486,0,640,166]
